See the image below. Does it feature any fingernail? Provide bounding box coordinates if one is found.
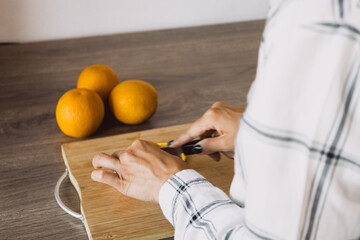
[191,145,202,154]
[167,140,174,146]
[91,171,99,181]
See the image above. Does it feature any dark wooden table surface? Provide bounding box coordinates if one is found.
[0,20,264,239]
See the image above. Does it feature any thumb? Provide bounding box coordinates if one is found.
[198,136,227,155]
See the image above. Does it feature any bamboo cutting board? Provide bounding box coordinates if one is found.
[61,123,235,240]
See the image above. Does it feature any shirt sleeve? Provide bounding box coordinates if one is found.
[159,169,246,240]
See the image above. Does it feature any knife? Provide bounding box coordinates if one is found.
[159,139,202,161]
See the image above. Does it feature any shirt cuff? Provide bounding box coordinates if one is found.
[158,169,212,226]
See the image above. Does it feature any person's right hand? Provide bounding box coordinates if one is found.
[171,102,245,161]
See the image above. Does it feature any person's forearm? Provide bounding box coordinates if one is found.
[159,169,246,239]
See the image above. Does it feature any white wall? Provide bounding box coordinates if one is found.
[0,0,269,43]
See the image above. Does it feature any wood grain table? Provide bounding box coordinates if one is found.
[0,20,264,239]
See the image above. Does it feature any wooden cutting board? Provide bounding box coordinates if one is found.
[61,123,235,240]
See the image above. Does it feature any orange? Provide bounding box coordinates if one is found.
[109,80,158,125]
[145,141,168,148]
[145,140,161,147]
[56,88,104,138]
[77,64,119,102]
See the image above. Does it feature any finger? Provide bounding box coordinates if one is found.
[198,136,228,155]
[223,151,235,159]
[171,115,214,147]
[212,101,245,113]
[112,150,125,159]
[91,169,122,189]
[211,101,226,108]
[129,140,175,164]
[208,152,221,161]
[118,148,156,178]
[93,152,120,171]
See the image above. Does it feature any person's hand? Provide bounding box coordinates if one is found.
[171,102,245,161]
[91,139,187,203]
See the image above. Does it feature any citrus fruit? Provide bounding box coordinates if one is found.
[145,141,168,147]
[145,140,161,147]
[56,88,104,138]
[109,80,158,125]
[77,64,119,102]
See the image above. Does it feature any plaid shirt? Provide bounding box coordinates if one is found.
[159,0,360,239]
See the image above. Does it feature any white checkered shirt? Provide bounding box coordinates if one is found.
[159,1,360,239]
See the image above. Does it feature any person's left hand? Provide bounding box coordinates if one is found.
[91,139,188,203]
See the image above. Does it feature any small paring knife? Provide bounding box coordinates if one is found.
[157,139,202,161]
